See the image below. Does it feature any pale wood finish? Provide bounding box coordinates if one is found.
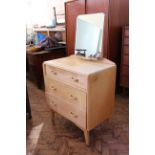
[45,64,87,90]
[43,55,116,145]
[45,93,86,129]
[45,77,86,112]
[44,55,115,76]
[84,130,90,145]
[87,67,116,130]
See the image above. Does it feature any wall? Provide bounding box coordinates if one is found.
[26,0,71,28]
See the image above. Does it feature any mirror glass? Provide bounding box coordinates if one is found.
[75,13,105,60]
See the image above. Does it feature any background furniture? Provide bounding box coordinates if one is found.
[65,0,129,86]
[43,55,116,145]
[120,26,129,88]
[33,25,66,43]
[26,25,66,89]
[26,47,66,89]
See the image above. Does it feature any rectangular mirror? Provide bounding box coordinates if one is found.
[75,13,105,60]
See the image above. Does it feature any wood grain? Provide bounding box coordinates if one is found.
[43,55,116,145]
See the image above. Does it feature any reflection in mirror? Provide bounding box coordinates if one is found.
[75,13,105,60]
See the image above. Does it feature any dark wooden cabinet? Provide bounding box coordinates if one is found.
[65,0,129,87]
[26,47,66,89]
[120,26,129,88]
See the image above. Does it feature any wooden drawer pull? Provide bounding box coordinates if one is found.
[70,112,78,118]
[74,79,79,82]
[51,101,57,106]
[51,70,57,75]
[70,94,78,101]
[51,86,57,91]
[71,77,79,83]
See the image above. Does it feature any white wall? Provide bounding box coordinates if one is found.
[26,0,69,28]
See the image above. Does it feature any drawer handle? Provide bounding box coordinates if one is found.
[51,101,57,106]
[71,77,79,83]
[53,72,57,75]
[70,112,78,118]
[51,86,57,91]
[70,94,78,101]
[51,70,57,75]
[74,79,79,82]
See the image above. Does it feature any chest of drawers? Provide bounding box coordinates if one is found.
[43,55,116,145]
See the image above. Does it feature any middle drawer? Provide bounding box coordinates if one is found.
[45,77,87,112]
[45,93,86,129]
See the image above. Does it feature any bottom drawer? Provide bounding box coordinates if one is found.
[45,93,86,129]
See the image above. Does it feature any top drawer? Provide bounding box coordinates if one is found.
[45,64,87,90]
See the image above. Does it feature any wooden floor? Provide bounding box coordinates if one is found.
[26,80,129,155]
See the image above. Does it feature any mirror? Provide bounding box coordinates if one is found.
[75,13,105,60]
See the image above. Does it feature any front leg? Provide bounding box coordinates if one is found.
[84,130,90,145]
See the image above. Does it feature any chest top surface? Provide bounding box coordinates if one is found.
[44,55,116,75]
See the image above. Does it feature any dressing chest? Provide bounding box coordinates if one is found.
[43,55,116,145]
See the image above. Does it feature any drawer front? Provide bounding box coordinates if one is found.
[45,93,86,129]
[122,55,129,65]
[45,65,87,90]
[121,66,129,76]
[45,77,86,112]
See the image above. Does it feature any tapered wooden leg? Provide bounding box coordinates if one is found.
[84,130,90,145]
[51,110,55,125]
